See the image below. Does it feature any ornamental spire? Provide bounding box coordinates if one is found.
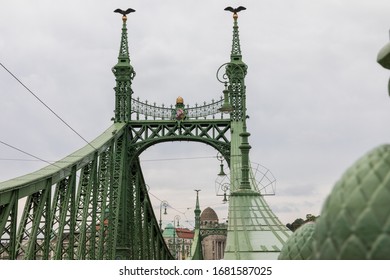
[112,8,136,123]
[194,189,201,229]
[114,8,135,62]
[224,6,246,62]
[190,189,203,260]
[224,6,248,121]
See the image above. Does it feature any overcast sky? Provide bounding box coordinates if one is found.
[1,0,390,228]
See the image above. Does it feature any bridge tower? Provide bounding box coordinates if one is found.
[221,9,292,260]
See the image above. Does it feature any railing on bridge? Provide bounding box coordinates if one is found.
[131,97,229,120]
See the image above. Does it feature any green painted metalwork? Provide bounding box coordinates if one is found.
[131,97,227,120]
[377,39,390,95]
[278,37,390,260]
[0,122,172,259]
[0,7,292,260]
[277,223,315,260]
[377,42,390,69]
[223,10,291,260]
[279,145,390,260]
[314,144,390,259]
[127,120,231,163]
[189,190,203,260]
[112,14,135,123]
[0,191,18,259]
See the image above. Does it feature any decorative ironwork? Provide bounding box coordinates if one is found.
[128,120,231,163]
[112,10,135,123]
[215,161,276,196]
[200,226,228,239]
[216,62,247,120]
[131,97,228,120]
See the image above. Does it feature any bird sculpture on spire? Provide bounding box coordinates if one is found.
[114,8,135,22]
[114,8,136,15]
[224,6,246,16]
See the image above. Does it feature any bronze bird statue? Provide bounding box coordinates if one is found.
[224,6,246,14]
[114,8,136,15]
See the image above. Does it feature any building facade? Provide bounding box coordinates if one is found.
[162,224,194,260]
[200,207,227,260]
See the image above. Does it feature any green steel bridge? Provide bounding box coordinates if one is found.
[0,8,292,260]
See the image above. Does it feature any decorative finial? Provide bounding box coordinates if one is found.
[114,8,136,21]
[224,6,246,18]
[194,189,201,210]
[176,96,184,104]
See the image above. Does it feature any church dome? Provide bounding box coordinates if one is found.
[162,223,175,238]
[200,207,219,222]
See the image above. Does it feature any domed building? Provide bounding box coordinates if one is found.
[200,207,227,260]
[162,223,194,260]
[200,207,219,227]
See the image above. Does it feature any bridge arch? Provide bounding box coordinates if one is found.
[127,120,232,165]
[130,135,231,166]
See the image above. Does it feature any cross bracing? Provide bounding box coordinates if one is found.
[128,120,231,162]
[0,124,172,260]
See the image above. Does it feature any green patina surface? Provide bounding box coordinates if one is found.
[278,223,315,260]
[279,145,390,260]
[314,144,390,259]
[0,123,126,196]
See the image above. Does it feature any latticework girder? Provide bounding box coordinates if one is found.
[0,124,172,260]
[128,120,231,162]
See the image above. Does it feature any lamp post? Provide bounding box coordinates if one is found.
[218,82,233,113]
[217,152,227,176]
[173,215,181,259]
[221,183,230,203]
[159,200,168,230]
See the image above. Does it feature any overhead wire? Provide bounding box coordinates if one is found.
[1,63,227,229]
[0,158,45,162]
[148,191,188,215]
[142,155,216,162]
[0,140,64,170]
[0,62,97,150]
[0,155,218,163]
[0,143,225,228]
[148,186,227,229]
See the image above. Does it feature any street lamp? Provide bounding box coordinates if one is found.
[221,183,229,203]
[217,152,227,176]
[174,215,181,227]
[218,83,233,113]
[159,200,168,230]
[173,215,181,260]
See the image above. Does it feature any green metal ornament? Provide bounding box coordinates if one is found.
[278,222,315,260]
[314,145,390,259]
